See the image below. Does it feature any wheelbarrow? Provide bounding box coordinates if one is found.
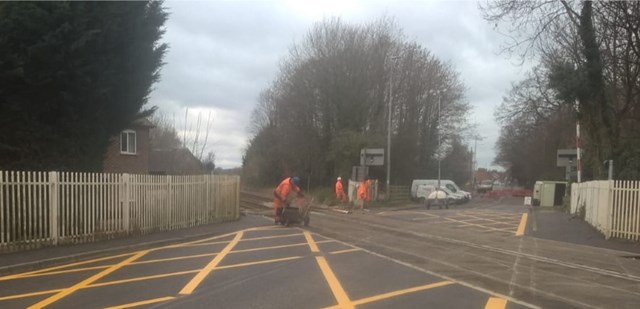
[279,197,312,227]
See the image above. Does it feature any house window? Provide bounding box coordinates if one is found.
[120,130,137,154]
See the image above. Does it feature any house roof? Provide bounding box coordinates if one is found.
[149,148,204,175]
[132,118,155,128]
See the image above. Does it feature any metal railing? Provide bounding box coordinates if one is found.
[0,171,240,252]
[571,180,640,241]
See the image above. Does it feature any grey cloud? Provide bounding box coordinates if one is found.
[150,0,533,169]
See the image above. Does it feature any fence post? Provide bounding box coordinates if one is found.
[122,173,130,233]
[606,180,614,239]
[235,176,240,220]
[49,171,59,245]
[205,175,210,222]
[167,175,172,229]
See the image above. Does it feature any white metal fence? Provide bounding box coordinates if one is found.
[0,171,240,252]
[571,180,640,240]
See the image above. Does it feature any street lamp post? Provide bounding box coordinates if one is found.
[387,56,399,200]
[437,93,441,189]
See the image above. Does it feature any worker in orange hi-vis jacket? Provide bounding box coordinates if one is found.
[273,176,302,224]
[357,177,369,209]
[335,177,346,202]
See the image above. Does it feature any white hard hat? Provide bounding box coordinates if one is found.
[337,176,342,180]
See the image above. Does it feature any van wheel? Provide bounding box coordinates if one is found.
[418,197,426,205]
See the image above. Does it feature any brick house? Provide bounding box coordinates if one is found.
[102,118,154,174]
[149,148,205,175]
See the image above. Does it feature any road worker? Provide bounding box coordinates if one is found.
[335,176,346,202]
[357,177,369,209]
[273,176,303,224]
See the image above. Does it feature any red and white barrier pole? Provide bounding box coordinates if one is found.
[576,101,581,183]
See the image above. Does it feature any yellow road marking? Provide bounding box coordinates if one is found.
[91,270,198,288]
[515,213,528,236]
[93,256,304,288]
[0,289,60,301]
[104,296,175,309]
[28,250,149,309]
[485,296,508,309]
[0,255,307,302]
[0,239,333,283]
[133,253,217,265]
[304,231,319,252]
[0,252,132,281]
[218,256,303,270]
[351,281,453,307]
[245,225,280,231]
[454,213,521,226]
[316,256,353,309]
[303,231,352,308]
[233,239,332,254]
[241,233,303,242]
[179,231,243,295]
[7,265,109,279]
[329,248,361,255]
[443,217,513,233]
[159,231,237,249]
[174,239,230,248]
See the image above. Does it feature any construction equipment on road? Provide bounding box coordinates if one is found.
[278,197,312,227]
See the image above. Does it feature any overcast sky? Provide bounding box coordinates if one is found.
[149,0,534,169]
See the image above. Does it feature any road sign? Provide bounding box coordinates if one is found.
[360,148,384,166]
[557,149,577,167]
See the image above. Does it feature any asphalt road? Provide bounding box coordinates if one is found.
[0,216,530,309]
[3,196,640,308]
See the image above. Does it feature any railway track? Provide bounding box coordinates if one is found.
[240,190,272,212]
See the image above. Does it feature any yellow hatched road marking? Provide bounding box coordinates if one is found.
[304,231,353,308]
[0,252,133,281]
[159,231,237,249]
[455,213,521,225]
[233,239,332,254]
[316,256,353,309]
[0,289,60,301]
[515,213,528,236]
[174,239,230,248]
[7,265,109,279]
[443,217,513,233]
[241,233,303,242]
[485,296,508,309]
[91,270,197,288]
[179,231,243,295]
[329,248,361,255]
[133,253,217,265]
[0,255,307,302]
[350,281,453,307]
[304,231,320,252]
[93,256,304,288]
[28,250,149,309]
[104,296,175,309]
[218,256,303,270]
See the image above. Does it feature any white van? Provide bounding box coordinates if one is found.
[411,179,471,202]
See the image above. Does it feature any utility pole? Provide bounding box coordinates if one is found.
[386,56,399,199]
[437,93,441,189]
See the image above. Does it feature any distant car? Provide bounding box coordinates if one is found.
[411,179,471,202]
[443,182,471,202]
[477,180,493,193]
